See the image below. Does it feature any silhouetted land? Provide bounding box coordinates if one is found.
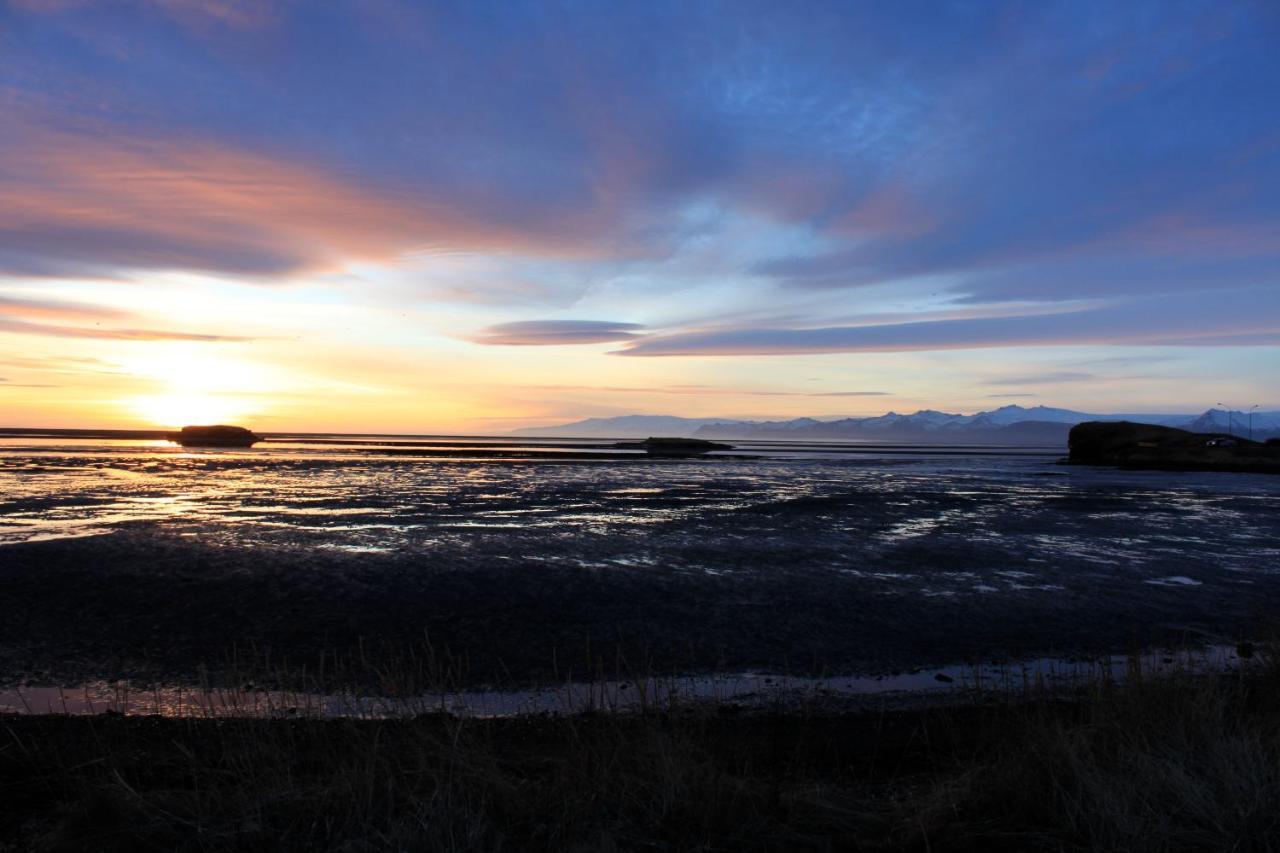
[1068,421,1280,474]
[166,425,262,448]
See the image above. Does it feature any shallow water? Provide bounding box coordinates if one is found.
[0,645,1249,718]
[2,436,1279,689]
[2,437,1277,592]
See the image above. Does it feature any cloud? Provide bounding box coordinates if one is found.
[0,294,131,322]
[0,317,255,341]
[613,288,1280,356]
[472,320,646,346]
[0,292,253,341]
[0,377,61,387]
[0,114,610,279]
[2,0,1278,373]
[985,393,1038,399]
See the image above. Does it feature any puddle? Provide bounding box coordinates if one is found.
[0,646,1248,719]
[1146,575,1204,587]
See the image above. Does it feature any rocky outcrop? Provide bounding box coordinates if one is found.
[1067,421,1280,474]
[166,425,262,448]
[614,437,733,457]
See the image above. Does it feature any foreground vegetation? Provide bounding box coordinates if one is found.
[3,650,1280,852]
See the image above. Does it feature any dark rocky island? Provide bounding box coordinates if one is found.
[1067,421,1280,474]
[614,437,734,456]
[165,425,262,448]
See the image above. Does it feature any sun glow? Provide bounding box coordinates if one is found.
[120,344,269,428]
[131,392,251,428]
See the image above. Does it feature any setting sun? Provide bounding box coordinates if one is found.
[116,344,269,427]
[129,392,252,428]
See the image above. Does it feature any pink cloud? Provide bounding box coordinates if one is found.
[0,316,254,341]
[0,293,255,340]
[0,115,602,278]
[0,294,131,322]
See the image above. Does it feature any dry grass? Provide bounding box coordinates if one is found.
[3,648,1280,852]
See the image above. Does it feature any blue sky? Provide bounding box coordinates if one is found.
[0,0,1277,430]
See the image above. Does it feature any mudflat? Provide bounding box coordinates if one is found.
[3,442,1278,690]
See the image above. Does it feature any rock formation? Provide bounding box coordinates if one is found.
[166,425,262,448]
[1067,421,1279,474]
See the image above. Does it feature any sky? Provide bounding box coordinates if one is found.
[0,0,1277,432]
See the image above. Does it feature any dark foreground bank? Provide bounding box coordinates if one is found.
[5,660,1280,852]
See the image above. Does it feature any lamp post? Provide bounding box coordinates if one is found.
[1250,404,1259,441]
[1216,402,1234,437]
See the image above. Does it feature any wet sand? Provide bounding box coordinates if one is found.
[2,524,1275,691]
[3,441,1278,692]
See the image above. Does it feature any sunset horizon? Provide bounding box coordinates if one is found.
[4,4,1280,848]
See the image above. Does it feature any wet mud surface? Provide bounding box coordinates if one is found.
[2,443,1279,688]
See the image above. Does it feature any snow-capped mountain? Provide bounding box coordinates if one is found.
[511,415,733,437]
[513,405,1280,444]
[1183,408,1280,435]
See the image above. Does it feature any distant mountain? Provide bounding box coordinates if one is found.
[511,415,742,438]
[513,406,1280,445]
[1183,409,1280,436]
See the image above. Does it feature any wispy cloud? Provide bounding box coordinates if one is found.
[0,292,254,341]
[613,289,1280,356]
[0,317,255,342]
[0,114,610,279]
[0,377,61,388]
[0,354,125,374]
[0,294,131,322]
[472,321,645,346]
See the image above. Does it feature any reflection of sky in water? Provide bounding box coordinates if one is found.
[3,439,1279,594]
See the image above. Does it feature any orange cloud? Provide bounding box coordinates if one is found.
[0,294,131,322]
[0,292,253,340]
[0,317,255,341]
[0,115,591,279]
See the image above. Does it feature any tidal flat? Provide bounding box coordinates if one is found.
[2,437,1278,692]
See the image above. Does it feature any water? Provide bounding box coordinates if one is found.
[1,434,1278,699]
[2,436,1276,584]
[0,645,1249,719]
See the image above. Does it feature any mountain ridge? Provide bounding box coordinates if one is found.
[512,405,1280,444]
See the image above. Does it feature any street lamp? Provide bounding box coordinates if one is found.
[1250,404,1259,441]
[1216,402,1234,437]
